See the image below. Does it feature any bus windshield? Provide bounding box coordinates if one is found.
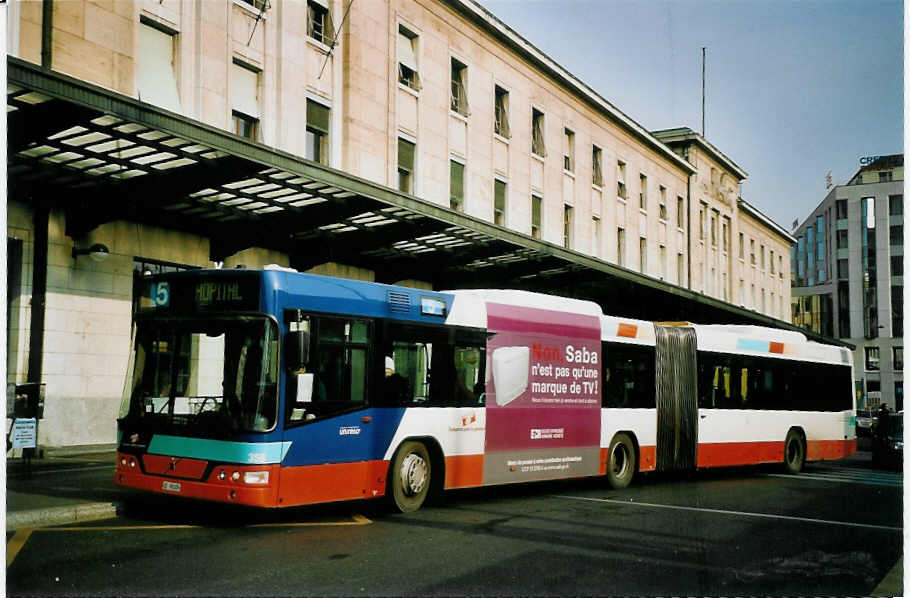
[120,316,279,434]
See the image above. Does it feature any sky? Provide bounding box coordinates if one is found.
[479,0,904,231]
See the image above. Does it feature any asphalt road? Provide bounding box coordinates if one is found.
[7,454,903,596]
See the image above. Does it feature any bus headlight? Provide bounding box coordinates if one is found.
[243,471,270,485]
[892,441,903,450]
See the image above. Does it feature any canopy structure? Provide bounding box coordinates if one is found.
[6,57,845,346]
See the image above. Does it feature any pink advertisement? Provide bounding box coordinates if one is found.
[483,302,602,484]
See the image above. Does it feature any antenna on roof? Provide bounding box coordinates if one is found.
[701,47,706,136]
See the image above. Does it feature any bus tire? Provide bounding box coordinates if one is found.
[607,433,636,489]
[388,441,431,513]
[784,429,806,474]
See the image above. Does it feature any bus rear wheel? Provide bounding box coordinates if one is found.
[607,433,636,489]
[388,441,431,512]
[784,429,806,474]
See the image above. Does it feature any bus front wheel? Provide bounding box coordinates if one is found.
[388,441,431,512]
[607,433,636,489]
[784,429,806,474]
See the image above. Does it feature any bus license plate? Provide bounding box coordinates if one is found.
[162,481,181,492]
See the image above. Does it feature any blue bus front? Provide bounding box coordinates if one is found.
[115,270,286,507]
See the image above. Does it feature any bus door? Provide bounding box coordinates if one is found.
[654,325,698,471]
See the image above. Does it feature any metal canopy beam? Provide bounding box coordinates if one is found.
[6,57,848,347]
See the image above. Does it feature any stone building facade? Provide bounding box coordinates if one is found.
[7,0,791,448]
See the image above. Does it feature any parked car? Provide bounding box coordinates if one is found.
[855,409,877,437]
[872,411,903,470]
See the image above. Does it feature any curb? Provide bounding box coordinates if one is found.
[7,501,121,530]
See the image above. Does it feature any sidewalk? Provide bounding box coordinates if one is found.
[6,449,122,530]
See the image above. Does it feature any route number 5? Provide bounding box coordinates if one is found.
[153,282,170,307]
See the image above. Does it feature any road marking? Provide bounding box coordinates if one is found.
[250,514,372,528]
[8,464,112,477]
[555,495,903,532]
[765,472,903,487]
[40,514,371,532]
[7,529,33,567]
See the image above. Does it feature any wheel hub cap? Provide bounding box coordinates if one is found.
[399,453,428,496]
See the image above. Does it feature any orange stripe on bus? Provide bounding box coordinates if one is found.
[696,439,855,468]
[278,461,389,507]
[617,323,638,338]
[769,342,784,354]
[444,454,484,489]
[638,445,657,471]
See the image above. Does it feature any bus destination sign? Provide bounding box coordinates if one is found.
[196,281,244,306]
[138,273,261,313]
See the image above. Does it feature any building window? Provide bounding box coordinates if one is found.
[617,161,627,200]
[531,194,542,239]
[449,159,464,211]
[592,146,603,187]
[770,250,775,274]
[397,138,415,193]
[450,57,469,116]
[710,215,717,246]
[865,346,880,371]
[659,186,667,220]
[231,62,260,141]
[677,253,685,286]
[659,245,667,281]
[896,381,904,412]
[760,244,766,269]
[494,179,506,226]
[739,232,744,259]
[639,237,647,274]
[397,27,421,91]
[138,21,181,113]
[494,86,510,137]
[233,111,257,140]
[890,224,903,246]
[750,239,756,265]
[894,347,903,371]
[838,258,849,279]
[836,199,848,219]
[893,285,903,336]
[677,196,685,229]
[563,128,575,172]
[531,108,546,157]
[639,174,647,210]
[862,197,878,338]
[880,171,893,183]
[892,255,903,278]
[592,217,601,257]
[307,0,333,45]
[837,229,848,249]
[305,99,330,165]
[564,205,573,248]
[890,194,904,216]
[838,280,851,337]
[617,227,625,267]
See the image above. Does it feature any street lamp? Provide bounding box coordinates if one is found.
[71,243,111,263]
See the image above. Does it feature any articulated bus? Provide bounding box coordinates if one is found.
[115,268,856,511]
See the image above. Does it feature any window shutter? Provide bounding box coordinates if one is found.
[450,161,464,205]
[398,33,418,72]
[398,138,415,170]
[138,24,182,113]
[306,100,330,134]
[231,63,260,119]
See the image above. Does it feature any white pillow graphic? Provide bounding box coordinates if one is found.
[492,346,530,406]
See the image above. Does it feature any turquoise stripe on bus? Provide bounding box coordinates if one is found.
[147,435,292,464]
[736,338,770,353]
